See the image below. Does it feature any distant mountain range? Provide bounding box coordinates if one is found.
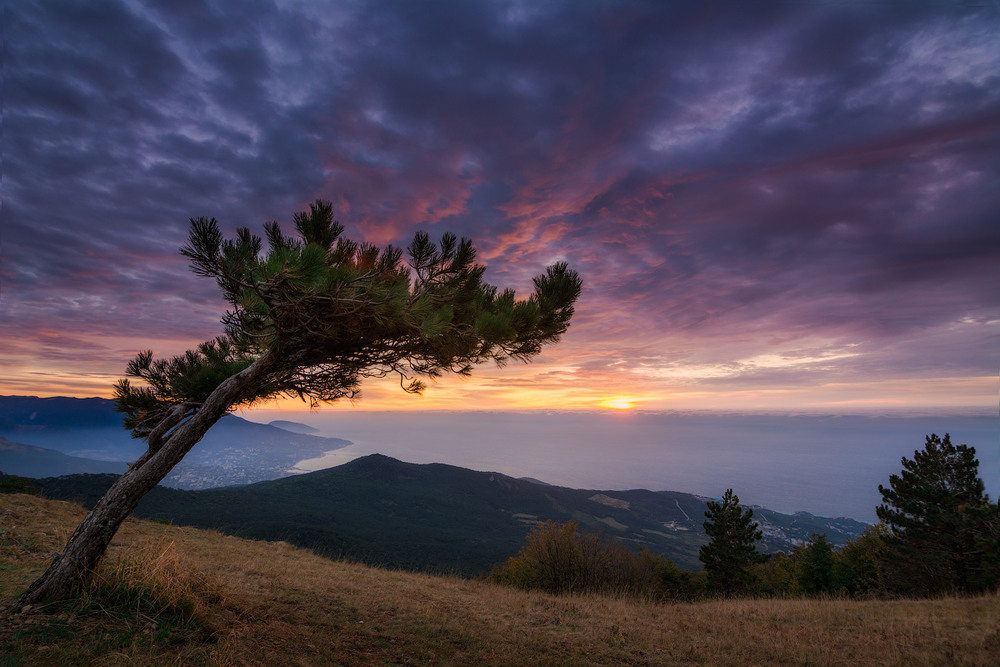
[0,438,128,477]
[268,420,321,434]
[23,454,867,575]
[0,396,349,488]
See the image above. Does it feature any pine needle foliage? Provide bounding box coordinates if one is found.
[115,199,582,432]
[877,433,998,594]
[699,489,764,595]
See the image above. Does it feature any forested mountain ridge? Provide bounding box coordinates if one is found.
[25,454,866,575]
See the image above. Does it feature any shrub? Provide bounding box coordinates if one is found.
[0,474,40,495]
[834,524,886,596]
[489,520,696,600]
[796,533,835,595]
[752,552,798,597]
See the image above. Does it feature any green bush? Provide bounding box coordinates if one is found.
[752,552,798,597]
[0,474,40,495]
[834,524,886,596]
[796,533,835,595]
[751,528,886,598]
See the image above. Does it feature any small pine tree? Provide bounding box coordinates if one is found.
[877,433,996,594]
[699,489,763,595]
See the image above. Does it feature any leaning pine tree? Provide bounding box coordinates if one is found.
[18,200,582,607]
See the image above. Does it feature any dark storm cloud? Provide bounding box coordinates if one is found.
[3,0,998,397]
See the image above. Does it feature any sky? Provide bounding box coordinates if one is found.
[3,0,999,414]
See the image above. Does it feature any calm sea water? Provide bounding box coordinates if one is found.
[243,410,998,523]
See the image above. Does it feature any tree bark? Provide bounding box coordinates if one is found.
[17,351,278,608]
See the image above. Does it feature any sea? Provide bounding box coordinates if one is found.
[243,409,998,524]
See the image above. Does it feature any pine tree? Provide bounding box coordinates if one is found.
[699,488,763,595]
[877,433,997,594]
[19,200,582,607]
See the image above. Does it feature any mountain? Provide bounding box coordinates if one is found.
[0,396,351,488]
[0,395,123,429]
[30,454,867,576]
[0,439,128,478]
[0,395,141,461]
[269,420,321,434]
[167,412,351,488]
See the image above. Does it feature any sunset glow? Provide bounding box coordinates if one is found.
[2,2,998,415]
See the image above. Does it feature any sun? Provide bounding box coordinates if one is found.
[600,397,635,410]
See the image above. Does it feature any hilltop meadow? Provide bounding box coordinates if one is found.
[2,493,997,666]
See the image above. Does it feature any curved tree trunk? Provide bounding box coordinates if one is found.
[17,351,278,608]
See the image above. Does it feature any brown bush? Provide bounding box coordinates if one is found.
[489,520,698,599]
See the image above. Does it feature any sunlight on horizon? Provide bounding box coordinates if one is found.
[4,359,996,416]
[600,397,636,410]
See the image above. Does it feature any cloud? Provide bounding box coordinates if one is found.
[2,0,998,409]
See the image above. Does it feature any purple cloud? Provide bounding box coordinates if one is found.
[3,0,998,409]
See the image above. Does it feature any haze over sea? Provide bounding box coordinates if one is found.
[242,409,998,524]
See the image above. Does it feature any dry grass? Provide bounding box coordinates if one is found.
[2,493,998,666]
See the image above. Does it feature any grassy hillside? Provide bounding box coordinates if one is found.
[2,493,997,666]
